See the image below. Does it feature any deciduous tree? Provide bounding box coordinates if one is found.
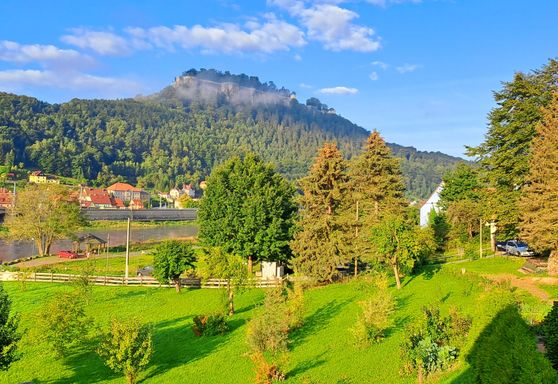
[196,248,248,315]
[370,214,435,289]
[198,153,297,273]
[3,184,85,256]
[152,240,195,292]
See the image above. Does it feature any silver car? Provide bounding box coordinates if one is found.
[505,240,535,257]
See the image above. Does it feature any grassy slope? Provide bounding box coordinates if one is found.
[0,258,552,384]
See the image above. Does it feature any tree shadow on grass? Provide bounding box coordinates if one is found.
[290,299,352,348]
[404,264,442,288]
[288,351,327,378]
[140,316,245,382]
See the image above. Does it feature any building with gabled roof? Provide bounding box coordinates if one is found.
[106,182,150,203]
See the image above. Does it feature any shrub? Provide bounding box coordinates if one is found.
[401,306,471,383]
[97,318,153,384]
[247,287,302,383]
[468,304,557,384]
[350,285,395,347]
[34,292,93,357]
[192,313,230,336]
[542,303,558,369]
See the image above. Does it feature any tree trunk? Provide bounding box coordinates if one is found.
[35,238,44,256]
[548,250,558,276]
[45,241,52,256]
[393,264,401,289]
[228,285,235,316]
[248,255,253,274]
[354,201,359,277]
[126,370,137,384]
[174,278,181,293]
[417,365,424,384]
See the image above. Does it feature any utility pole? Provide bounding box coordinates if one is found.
[125,218,130,280]
[106,233,110,280]
[479,219,483,258]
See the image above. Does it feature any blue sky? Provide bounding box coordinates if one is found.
[1,0,557,157]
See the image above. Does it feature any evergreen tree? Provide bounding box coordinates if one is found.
[344,131,407,276]
[198,153,297,273]
[290,143,349,283]
[468,59,558,238]
[519,94,558,274]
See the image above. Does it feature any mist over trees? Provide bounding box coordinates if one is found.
[0,69,463,198]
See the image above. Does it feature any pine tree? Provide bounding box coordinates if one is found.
[343,131,406,276]
[290,143,349,283]
[468,59,558,238]
[519,94,558,274]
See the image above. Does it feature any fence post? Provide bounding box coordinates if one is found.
[51,273,53,283]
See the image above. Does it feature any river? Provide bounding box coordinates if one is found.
[0,224,198,262]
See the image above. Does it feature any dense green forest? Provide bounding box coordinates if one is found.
[0,69,463,199]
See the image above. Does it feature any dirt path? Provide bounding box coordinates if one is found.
[487,274,557,302]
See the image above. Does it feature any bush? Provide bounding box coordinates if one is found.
[247,288,302,383]
[34,292,93,356]
[350,281,395,347]
[542,303,558,369]
[468,304,557,384]
[401,306,471,382]
[192,314,229,336]
[97,318,153,384]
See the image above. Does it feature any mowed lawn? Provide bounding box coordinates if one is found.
[0,257,552,384]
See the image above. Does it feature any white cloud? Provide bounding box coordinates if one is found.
[369,71,379,80]
[293,53,302,61]
[299,82,313,89]
[270,1,380,52]
[319,86,358,95]
[0,69,142,93]
[367,0,422,6]
[371,60,388,69]
[61,29,135,56]
[0,40,90,67]
[135,19,305,54]
[396,63,420,73]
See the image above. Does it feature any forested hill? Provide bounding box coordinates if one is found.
[0,70,464,199]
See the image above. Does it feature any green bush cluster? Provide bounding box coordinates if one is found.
[192,314,230,337]
[401,306,471,382]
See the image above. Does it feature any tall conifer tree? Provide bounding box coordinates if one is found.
[290,143,348,283]
[343,131,406,275]
[519,94,558,274]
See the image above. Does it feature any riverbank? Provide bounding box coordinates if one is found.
[84,220,198,230]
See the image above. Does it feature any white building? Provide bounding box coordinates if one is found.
[420,183,444,227]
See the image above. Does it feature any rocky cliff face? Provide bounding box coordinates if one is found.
[171,75,292,107]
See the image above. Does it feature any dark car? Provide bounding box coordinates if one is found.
[136,266,154,277]
[57,250,79,259]
[505,240,535,257]
[496,241,507,252]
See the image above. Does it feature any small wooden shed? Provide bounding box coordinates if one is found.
[73,233,107,257]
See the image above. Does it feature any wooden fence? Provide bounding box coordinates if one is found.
[0,271,282,288]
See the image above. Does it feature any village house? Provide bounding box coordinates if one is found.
[79,187,125,209]
[0,188,13,209]
[28,170,60,184]
[129,199,144,210]
[169,183,196,200]
[106,182,150,204]
[420,183,443,227]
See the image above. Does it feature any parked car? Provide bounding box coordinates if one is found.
[504,240,535,257]
[496,241,507,252]
[57,250,79,259]
[136,266,154,277]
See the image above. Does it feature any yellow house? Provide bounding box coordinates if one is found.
[29,170,60,184]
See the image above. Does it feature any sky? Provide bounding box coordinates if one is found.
[0,0,557,157]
